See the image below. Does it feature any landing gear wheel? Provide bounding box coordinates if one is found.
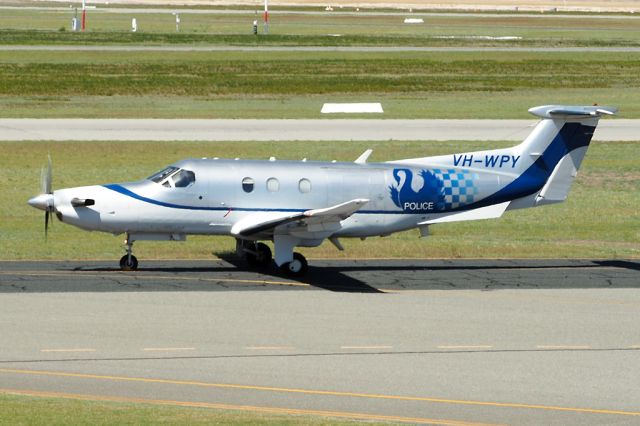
[245,242,272,269]
[119,254,138,271]
[279,252,308,277]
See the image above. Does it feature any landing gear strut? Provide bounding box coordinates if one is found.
[119,233,138,271]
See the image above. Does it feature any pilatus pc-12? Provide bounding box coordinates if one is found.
[29,105,615,276]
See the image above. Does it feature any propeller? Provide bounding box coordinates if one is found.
[29,155,55,240]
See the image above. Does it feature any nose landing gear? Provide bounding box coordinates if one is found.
[119,233,138,271]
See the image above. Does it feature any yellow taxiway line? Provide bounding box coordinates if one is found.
[0,368,638,417]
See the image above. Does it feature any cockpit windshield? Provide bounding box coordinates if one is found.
[147,166,196,188]
[148,166,179,183]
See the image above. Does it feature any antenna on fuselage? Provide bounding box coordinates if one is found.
[354,149,373,164]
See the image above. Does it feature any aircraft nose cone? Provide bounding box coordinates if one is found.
[28,193,54,211]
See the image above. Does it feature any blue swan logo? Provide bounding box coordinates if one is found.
[389,168,446,212]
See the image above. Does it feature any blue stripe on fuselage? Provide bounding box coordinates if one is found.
[103,184,307,213]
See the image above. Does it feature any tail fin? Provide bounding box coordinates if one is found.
[508,105,617,209]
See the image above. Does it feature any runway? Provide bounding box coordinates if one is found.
[1,259,639,424]
[0,119,637,141]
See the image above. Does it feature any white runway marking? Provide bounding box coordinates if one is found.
[437,345,493,350]
[321,103,383,114]
[340,345,393,349]
[142,347,196,352]
[536,345,591,350]
[246,346,295,350]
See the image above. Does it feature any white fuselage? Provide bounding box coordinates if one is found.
[51,156,525,240]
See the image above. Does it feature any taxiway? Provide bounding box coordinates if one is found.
[1,259,639,424]
[0,119,637,141]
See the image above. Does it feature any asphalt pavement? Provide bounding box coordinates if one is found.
[1,259,639,424]
[0,119,636,141]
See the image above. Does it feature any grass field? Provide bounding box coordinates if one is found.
[1,50,639,118]
[2,139,638,262]
[1,9,640,45]
[0,392,376,425]
[1,8,639,119]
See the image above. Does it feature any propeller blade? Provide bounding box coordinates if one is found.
[40,166,46,195]
[37,155,54,241]
[45,154,52,194]
[45,211,49,240]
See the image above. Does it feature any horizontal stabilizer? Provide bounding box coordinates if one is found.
[528,105,618,119]
[418,201,510,225]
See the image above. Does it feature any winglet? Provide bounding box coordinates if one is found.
[355,149,373,164]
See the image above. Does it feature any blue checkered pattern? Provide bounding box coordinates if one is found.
[433,169,479,210]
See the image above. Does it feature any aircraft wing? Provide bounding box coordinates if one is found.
[231,199,369,238]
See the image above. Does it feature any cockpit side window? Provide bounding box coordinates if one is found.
[148,166,179,183]
[173,169,196,188]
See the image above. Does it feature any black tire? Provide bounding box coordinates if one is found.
[245,242,272,269]
[245,251,258,268]
[119,254,138,271]
[255,242,272,268]
[279,252,308,277]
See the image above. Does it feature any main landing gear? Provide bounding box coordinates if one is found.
[236,239,308,277]
[119,233,138,271]
[279,252,308,277]
[245,242,273,269]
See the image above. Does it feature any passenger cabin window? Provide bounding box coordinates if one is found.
[242,177,254,193]
[266,177,280,192]
[298,178,311,193]
[148,167,195,188]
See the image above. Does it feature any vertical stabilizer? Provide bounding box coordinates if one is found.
[508,105,617,209]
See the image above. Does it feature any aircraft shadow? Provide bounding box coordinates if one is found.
[215,252,383,293]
